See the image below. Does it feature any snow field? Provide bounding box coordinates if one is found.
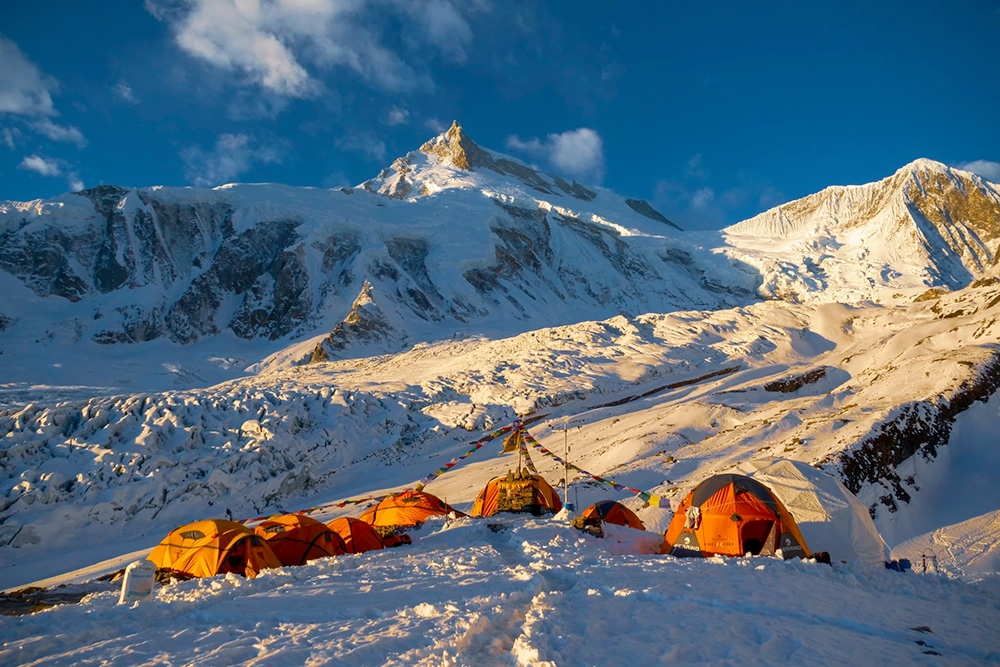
[2,518,998,666]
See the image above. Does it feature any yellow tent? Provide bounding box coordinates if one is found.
[254,514,347,566]
[359,490,460,534]
[148,519,282,579]
[471,470,562,517]
[662,474,811,559]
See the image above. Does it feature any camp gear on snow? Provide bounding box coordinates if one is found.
[253,514,347,566]
[572,514,605,538]
[470,469,563,517]
[148,519,282,579]
[118,560,156,604]
[327,517,384,553]
[662,474,812,560]
[381,533,413,548]
[580,500,645,530]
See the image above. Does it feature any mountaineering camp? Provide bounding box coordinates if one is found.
[140,419,894,585]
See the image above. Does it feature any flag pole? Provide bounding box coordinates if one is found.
[563,418,573,511]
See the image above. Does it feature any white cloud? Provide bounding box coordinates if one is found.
[335,132,386,162]
[0,36,56,117]
[2,126,21,149]
[386,106,409,126]
[146,0,479,97]
[685,153,708,179]
[956,160,1000,183]
[181,133,284,187]
[113,79,139,104]
[32,119,87,148]
[425,117,447,133]
[690,187,715,210]
[19,154,62,177]
[398,0,473,63]
[506,127,605,184]
[18,154,84,191]
[0,36,88,149]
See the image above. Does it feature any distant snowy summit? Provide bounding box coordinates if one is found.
[364,120,678,230]
[722,158,1000,303]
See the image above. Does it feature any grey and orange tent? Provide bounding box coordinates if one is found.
[662,474,812,559]
[581,500,645,530]
[470,469,563,517]
[147,519,282,579]
[253,514,347,566]
[359,490,461,535]
[327,517,384,553]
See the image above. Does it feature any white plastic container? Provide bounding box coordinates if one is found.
[118,560,156,605]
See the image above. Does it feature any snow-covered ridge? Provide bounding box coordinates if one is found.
[721,159,1000,303]
[0,124,749,394]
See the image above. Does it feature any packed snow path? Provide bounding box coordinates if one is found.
[2,518,998,666]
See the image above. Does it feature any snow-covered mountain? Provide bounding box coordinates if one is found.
[2,124,1000,634]
[0,122,753,397]
[722,158,1000,303]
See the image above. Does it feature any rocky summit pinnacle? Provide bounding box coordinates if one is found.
[418,120,492,171]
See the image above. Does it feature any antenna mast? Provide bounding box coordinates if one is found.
[563,419,573,511]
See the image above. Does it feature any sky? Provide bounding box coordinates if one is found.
[1,0,999,230]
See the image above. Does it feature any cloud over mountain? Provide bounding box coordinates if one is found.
[506,127,605,185]
[181,133,285,186]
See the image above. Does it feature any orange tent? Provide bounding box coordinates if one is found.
[359,490,460,534]
[253,514,347,566]
[662,474,812,559]
[581,500,645,530]
[470,470,563,517]
[327,517,384,553]
[147,519,282,579]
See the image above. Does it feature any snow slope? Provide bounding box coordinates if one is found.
[3,281,1000,592]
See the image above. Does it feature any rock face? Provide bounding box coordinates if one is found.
[310,279,397,361]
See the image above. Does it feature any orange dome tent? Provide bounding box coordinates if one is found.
[662,474,812,559]
[581,500,645,530]
[327,517,384,553]
[471,469,563,517]
[147,519,282,579]
[359,490,461,535]
[253,514,347,566]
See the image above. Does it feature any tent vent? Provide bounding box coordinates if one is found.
[180,530,206,540]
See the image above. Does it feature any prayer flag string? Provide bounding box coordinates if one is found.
[519,428,669,508]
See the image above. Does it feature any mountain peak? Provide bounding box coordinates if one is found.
[897,158,951,178]
[418,120,490,171]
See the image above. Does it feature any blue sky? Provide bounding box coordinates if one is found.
[1,0,998,230]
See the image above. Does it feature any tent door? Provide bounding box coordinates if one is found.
[220,539,249,576]
[741,520,775,556]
